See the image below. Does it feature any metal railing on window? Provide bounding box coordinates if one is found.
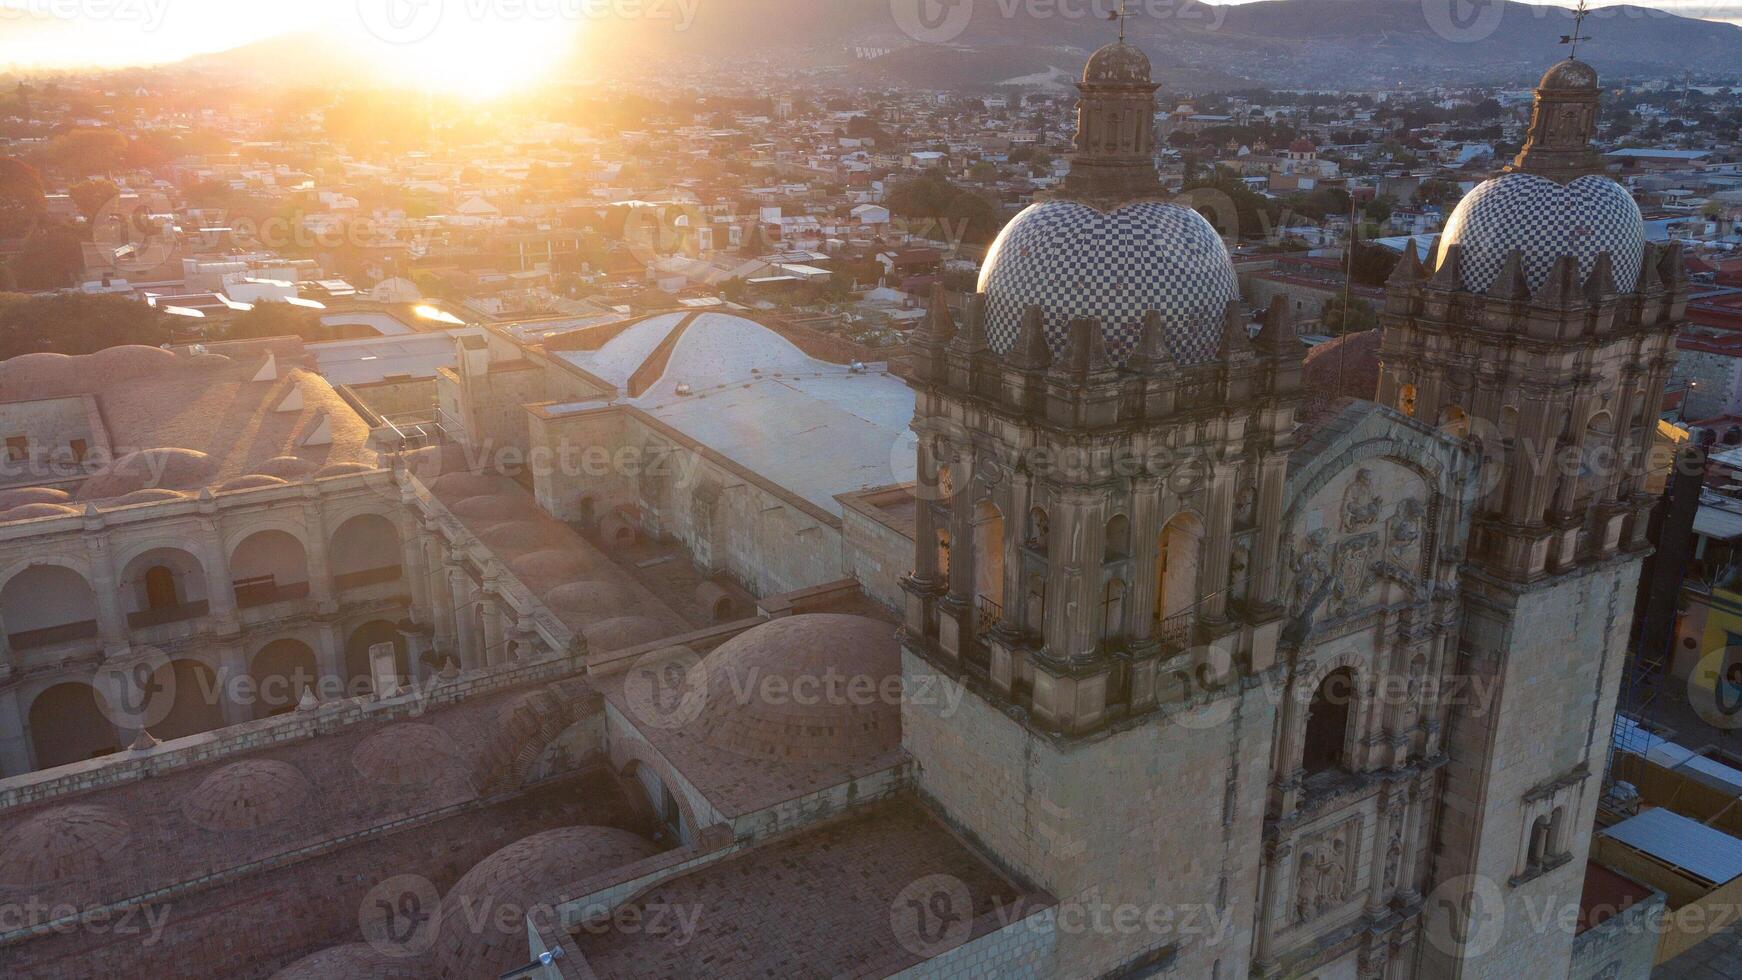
[1155,609,1194,650]
[976,594,1003,635]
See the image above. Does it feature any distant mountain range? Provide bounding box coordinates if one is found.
[187,0,1742,92]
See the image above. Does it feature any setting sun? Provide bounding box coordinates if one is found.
[356,13,580,97]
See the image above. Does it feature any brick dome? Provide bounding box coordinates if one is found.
[693,614,901,763]
[0,503,81,522]
[314,461,377,478]
[0,487,70,509]
[251,455,316,479]
[216,474,289,493]
[351,723,469,789]
[433,827,657,979]
[108,489,191,506]
[479,520,551,554]
[182,759,314,831]
[0,805,130,884]
[269,943,425,980]
[508,550,591,590]
[76,447,218,500]
[450,493,539,524]
[583,615,670,652]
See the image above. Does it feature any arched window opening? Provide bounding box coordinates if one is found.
[144,566,179,610]
[1499,406,1520,441]
[1302,667,1357,776]
[150,659,227,742]
[1105,514,1131,561]
[1027,507,1049,552]
[230,530,310,608]
[972,500,1005,633]
[1398,384,1418,418]
[1156,513,1204,644]
[1,565,99,650]
[251,639,318,719]
[934,463,955,501]
[1527,815,1551,870]
[1102,579,1127,641]
[935,528,951,581]
[1439,404,1469,439]
[28,683,118,770]
[1580,411,1617,502]
[330,513,404,590]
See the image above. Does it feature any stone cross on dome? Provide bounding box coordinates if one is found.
[1108,0,1130,43]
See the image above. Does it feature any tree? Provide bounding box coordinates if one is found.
[68,178,119,222]
[0,157,45,238]
[884,174,1001,245]
[220,302,326,342]
[1320,294,1377,334]
[40,129,128,177]
[1348,241,1400,288]
[0,292,171,360]
[9,225,83,290]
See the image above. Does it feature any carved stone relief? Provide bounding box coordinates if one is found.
[1294,818,1360,925]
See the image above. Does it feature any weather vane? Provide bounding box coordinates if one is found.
[1107,0,1130,43]
[1560,0,1592,59]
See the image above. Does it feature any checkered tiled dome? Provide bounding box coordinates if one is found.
[1436,173,1644,295]
[978,201,1238,366]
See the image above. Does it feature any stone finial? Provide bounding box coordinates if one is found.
[438,657,461,681]
[296,687,319,711]
[924,284,957,344]
[250,352,278,383]
[950,292,990,355]
[1052,317,1112,378]
[1217,301,1253,358]
[1430,242,1463,290]
[1386,239,1423,287]
[1008,306,1053,371]
[1255,296,1299,355]
[1486,249,1531,300]
[1660,241,1687,286]
[129,729,159,752]
[1585,251,1618,302]
[1126,311,1176,375]
[1533,254,1580,307]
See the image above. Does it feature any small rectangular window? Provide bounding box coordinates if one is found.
[68,439,87,463]
[4,436,27,463]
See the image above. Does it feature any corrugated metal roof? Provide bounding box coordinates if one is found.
[1602,808,1742,884]
[1677,754,1742,796]
[1694,504,1742,542]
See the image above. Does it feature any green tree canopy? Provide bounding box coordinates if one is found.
[0,157,45,238]
[0,292,170,360]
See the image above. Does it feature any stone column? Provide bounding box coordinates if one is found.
[446,553,476,669]
[314,621,347,699]
[1126,478,1162,635]
[0,609,12,682]
[480,571,505,668]
[302,495,336,614]
[220,645,250,726]
[1251,453,1289,607]
[199,513,239,632]
[1202,462,1236,623]
[0,688,31,776]
[398,496,432,624]
[83,526,129,657]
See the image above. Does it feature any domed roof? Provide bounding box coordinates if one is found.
[0,487,70,509]
[181,759,313,831]
[252,455,316,479]
[543,580,633,620]
[0,805,130,883]
[76,447,217,500]
[1540,57,1598,90]
[314,461,377,478]
[215,474,288,493]
[108,488,190,507]
[352,722,468,788]
[0,502,81,522]
[450,493,538,524]
[979,200,1238,365]
[693,614,901,763]
[1436,173,1643,294]
[1083,41,1151,84]
[583,615,670,652]
[269,943,425,980]
[508,549,591,589]
[434,826,657,979]
[480,520,552,554]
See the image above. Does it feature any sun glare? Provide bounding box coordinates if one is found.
[364,17,577,98]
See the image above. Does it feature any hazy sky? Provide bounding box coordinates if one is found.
[0,0,1737,73]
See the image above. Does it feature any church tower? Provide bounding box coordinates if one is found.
[1377,57,1685,978]
[897,35,1311,977]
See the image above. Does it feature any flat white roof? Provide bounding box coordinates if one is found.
[1603,807,1742,884]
